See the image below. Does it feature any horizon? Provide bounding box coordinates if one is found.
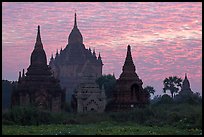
[2,2,202,96]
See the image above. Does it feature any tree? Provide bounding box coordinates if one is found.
[2,80,15,110]
[163,76,182,98]
[144,86,156,97]
[96,74,116,99]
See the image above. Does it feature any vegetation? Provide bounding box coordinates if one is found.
[96,74,116,99]
[2,76,202,135]
[163,76,182,98]
[2,121,202,135]
[144,86,156,98]
[2,80,16,110]
[2,101,202,135]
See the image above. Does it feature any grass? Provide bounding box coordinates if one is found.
[2,121,202,135]
[2,102,202,135]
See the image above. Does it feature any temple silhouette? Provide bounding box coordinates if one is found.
[11,13,151,112]
[106,45,150,111]
[11,26,65,112]
[179,73,193,96]
[49,13,103,102]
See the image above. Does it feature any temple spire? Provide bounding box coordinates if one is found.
[93,48,96,56]
[35,25,43,49]
[185,73,187,79]
[122,45,135,72]
[51,53,54,60]
[22,69,25,77]
[60,47,63,53]
[89,47,91,52]
[74,12,77,28]
[98,52,101,59]
[18,71,21,82]
[113,72,115,78]
[56,49,59,57]
[68,12,83,44]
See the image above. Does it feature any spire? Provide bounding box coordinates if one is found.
[182,73,190,90]
[35,25,43,49]
[74,12,77,28]
[122,45,135,72]
[22,69,25,77]
[68,12,83,44]
[93,49,97,59]
[180,73,193,95]
[113,72,115,78]
[88,48,92,53]
[185,73,187,79]
[51,53,54,60]
[56,49,59,56]
[98,52,103,65]
[93,48,96,56]
[60,47,63,54]
[98,52,101,59]
[18,71,21,82]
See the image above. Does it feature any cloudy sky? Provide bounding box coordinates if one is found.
[2,2,202,96]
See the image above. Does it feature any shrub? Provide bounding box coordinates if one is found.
[2,105,54,125]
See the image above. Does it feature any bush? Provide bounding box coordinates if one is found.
[2,103,202,130]
[174,92,202,105]
[2,105,54,125]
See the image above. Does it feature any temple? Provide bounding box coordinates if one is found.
[106,45,149,111]
[49,13,103,102]
[179,73,193,95]
[11,26,65,112]
[71,75,106,113]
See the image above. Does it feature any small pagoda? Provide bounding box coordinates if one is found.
[107,45,149,111]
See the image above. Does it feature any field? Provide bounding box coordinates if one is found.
[2,121,202,135]
[2,101,202,135]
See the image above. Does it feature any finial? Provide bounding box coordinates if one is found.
[185,73,187,79]
[37,25,41,42]
[89,47,91,52]
[98,52,101,58]
[22,69,25,77]
[51,53,54,60]
[60,47,63,54]
[56,49,58,55]
[74,11,77,28]
[18,71,21,81]
[127,45,131,52]
[35,25,43,49]
[93,48,96,56]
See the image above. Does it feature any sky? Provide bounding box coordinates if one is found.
[2,2,202,96]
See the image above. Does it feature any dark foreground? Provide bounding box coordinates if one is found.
[2,121,202,135]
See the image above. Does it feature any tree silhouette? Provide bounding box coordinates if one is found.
[96,74,116,99]
[163,76,182,98]
[144,86,155,97]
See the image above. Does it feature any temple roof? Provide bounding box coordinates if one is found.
[122,45,136,73]
[68,13,83,45]
[26,26,51,76]
[118,45,142,84]
[181,73,191,90]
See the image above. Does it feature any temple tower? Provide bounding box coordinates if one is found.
[179,73,193,95]
[107,45,149,111]
[49,13,103,103]
[11,26,65,112]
